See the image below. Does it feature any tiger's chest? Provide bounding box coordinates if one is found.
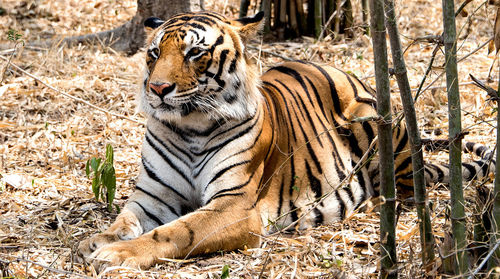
[138,114,261,208]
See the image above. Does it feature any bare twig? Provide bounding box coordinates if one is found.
[467,240,500,279]
[469,74,500,100]
[0,55,145,125]
[455,0,474,17]
[414,45,440,101]
[415,38,492,100]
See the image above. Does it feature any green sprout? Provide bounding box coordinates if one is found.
[85,144,117,212]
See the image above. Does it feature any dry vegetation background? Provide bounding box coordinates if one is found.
[0,0,498,278]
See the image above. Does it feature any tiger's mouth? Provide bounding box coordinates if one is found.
[148,86,199,108]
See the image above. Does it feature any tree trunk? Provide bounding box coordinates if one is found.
[57,0,192,55]
[384,0,435,268]
[488,63,500,272]
[369,0,397,278]
[441,0,468,274]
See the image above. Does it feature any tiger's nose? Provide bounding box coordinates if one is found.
[149,82,176,96]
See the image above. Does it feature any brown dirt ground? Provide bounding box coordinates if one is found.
[0,0,498,278]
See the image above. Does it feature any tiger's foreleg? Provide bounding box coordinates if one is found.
[77,208,144,260]
[88,195,262,271]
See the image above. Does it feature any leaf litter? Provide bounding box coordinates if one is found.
[0,0,498,278]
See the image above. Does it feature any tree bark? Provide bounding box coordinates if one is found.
[488,62,500,272]
[441,0,468,274]
[384,0,435,268]
[369,0,397,278]
[44,0,192,55]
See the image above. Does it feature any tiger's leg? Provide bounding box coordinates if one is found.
[89,195,262,271]
[77,208,144,259]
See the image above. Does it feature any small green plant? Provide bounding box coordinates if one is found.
[1,29,25,85]
[220,264,230,279]
[7,29,23,43]
[85,144,117,212]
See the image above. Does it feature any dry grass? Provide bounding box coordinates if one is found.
[0,0,498,278]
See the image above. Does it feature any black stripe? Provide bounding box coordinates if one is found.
[474,160,491,178]
[166,137,194,162]
[305,161,322,199]
[395,156,412,174]
[186,22,206,31]
[206,171,256,205]
[288,153,298,223]
[306,63,348,121]
[206,160,251,188]
[136,185,180,216]
[355,167,367,202]
[461,162,477,181]
[275,77,322,147]
[204,35,224,70]
[429,164,445,182]
[146,132,193,188]
[218,126,264,164]
[340,70,377,105]
[262,81,297,141]
[148,127,193,164]
[336,191,346,220]
[207,192,244,203]
[314,208,324,225]
[424,167,434,180]
[212,49,229,90]
[192,112,259,157]
[207,115,254,143]
[277,179,285,219]
[304,76,327,120]
[141,158,188,201]
[132,201,163,226]
[228,51,239,73]
[395,129,409,155]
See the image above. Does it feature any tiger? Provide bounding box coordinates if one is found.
[77,11,494,270]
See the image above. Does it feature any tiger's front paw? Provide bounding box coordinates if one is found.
[90,238,158,272]
[77,233,120,262]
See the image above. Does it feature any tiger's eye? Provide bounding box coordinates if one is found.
[149,47,160,59]
[191,48,200,55]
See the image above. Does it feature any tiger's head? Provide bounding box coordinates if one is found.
[140,11,264,123]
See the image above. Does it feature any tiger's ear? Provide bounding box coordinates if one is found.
[234,12,265,42]
[144,17,165,31]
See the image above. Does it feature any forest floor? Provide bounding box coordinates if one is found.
[0,0,498,278]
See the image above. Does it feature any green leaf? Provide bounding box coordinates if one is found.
[102,164,116,207]
[85,160,91,177]
[220,264,230,279]
[92,177,100,201]
[114,204,121,213]
[90,157,101,172]
[105,144,114,164]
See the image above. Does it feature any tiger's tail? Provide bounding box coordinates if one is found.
[423,141,495,185]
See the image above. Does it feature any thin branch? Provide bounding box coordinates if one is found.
[467,240,500,279]
[455,0,474,17]
[469,73,500,100]
[415,37,492,100]
[0,55,145,125]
